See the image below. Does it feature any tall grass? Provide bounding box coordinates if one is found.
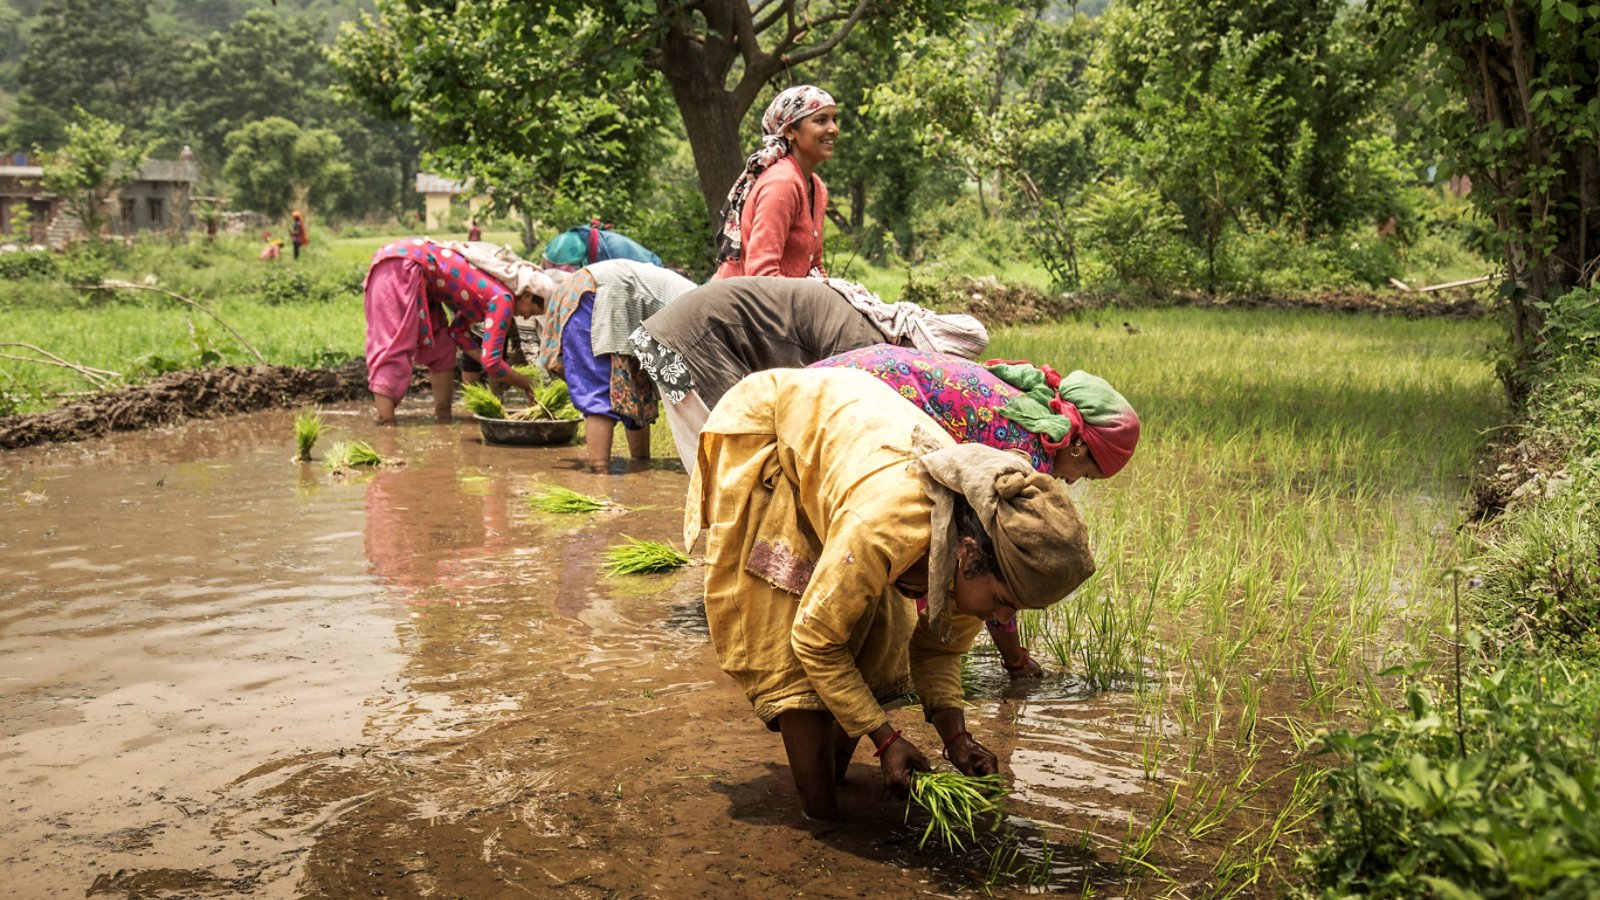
[984,306,1501,891]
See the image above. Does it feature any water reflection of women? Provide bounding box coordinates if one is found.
[363,462,509,600]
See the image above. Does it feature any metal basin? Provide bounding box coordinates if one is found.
[473,414,580,446]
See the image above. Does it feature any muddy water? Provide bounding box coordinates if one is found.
[0,405,1153,898]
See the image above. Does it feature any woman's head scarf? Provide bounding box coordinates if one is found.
[985,363,1141,476]
[914,440,1094,638]
[543,231,586,271]
[715,85,837,265]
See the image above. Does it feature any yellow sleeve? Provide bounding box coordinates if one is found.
[788,508,911,738]
[909,613,982,718]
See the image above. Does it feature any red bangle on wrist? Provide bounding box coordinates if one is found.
[1002,648,1033,673]
[872,729,903,758]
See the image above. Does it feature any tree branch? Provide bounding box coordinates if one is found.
[781,0,873,68]
[0,343,122,390]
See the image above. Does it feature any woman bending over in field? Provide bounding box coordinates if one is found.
[630,276,987,470]
[686,367,1094,821]
[363,237,543,424]
[810,344,1140,678]
[533,259,697,473]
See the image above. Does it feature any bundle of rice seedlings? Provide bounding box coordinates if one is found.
[462,382,508,420]
[527,484,612,514]
[906,770,1007,850]
[604,536,690,575]
[293,408,328,461]
[530,380,581,421]
[323,440,384,469]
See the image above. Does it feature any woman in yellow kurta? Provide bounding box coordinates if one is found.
[685,368,1095,820]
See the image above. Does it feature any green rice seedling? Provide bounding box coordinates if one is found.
[906,770,1007,851]
[527,484,612,514]
[323,439,384,469]
[293,408,327,461]
[529,379,581,421]
[604,536,690,575]
[461,382,508,420]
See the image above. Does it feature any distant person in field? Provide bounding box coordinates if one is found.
[533,259,697,473]
[542,220,662,271]
[362,238,544,425]
[289,211,308,260]
[810,345,1141,679]
[258,230,282,262]
[687,367,1094,821]
[467,219,482,242]
[713,84,838,280]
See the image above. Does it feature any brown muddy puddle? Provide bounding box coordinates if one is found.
[3,404,1186,898]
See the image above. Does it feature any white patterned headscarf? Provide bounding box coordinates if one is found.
[715,85,837,265]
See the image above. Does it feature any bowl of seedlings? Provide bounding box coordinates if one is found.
[465,381,582,446]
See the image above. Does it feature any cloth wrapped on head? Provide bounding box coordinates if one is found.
[915,441,1095,638]
[715,85,837,265]
[985,363,1141,476]
[809,273,989,359]
[543,231,586,270]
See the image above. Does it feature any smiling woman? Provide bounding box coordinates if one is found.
[713,84,839,280]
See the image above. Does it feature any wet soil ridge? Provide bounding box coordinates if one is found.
[906,274,1492,326]
[0,359,370,450]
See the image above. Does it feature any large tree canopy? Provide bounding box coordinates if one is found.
[333,0,977,221]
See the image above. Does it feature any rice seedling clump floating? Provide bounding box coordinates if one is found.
[323,439,386,470]
[527,484,613,514]
[907,770,1007,850]
[293,408,327,462]
[604,537,691,575]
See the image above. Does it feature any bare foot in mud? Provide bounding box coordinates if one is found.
[376,416,397,426]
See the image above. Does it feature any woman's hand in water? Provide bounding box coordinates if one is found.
[872,729,929,799]
[943,732,999,777]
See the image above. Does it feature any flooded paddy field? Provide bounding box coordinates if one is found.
[0,308,1503,897]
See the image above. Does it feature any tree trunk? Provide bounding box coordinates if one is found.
[850,181,865,232]
[658,56,747,225]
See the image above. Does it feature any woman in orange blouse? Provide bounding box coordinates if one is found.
[713,85,838,280]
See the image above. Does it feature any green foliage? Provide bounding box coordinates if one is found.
[222,117,352,219]
[253,263,359,306]
[1373,0,1600,369]
[1073,176,1188,292]
[38,108,154,239]
[1,0,173,149]
[0,251,58,281]
[1304,662,1600,897]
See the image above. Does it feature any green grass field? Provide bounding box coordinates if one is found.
[984,307,1501,887]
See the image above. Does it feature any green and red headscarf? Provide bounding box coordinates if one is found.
[985,361,1141,476]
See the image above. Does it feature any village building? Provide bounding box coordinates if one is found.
[416,172,488,231]
[0,149,200,247]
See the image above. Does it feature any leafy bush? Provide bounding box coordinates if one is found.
[1304,660,1600,898]
[0,250,58,280]
[1534,288,1600,364]
[254,263,361,305]
[1073,176,1189,293]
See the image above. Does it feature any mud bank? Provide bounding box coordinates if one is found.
[0,360,374,451]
